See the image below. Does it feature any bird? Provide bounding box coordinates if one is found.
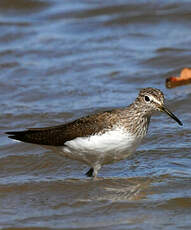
[6,88,183,178]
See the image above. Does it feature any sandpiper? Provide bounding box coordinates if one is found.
[6,88,182,178]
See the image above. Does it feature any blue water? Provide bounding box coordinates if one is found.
[0,0,191,229]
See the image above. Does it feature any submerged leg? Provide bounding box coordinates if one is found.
[93,164,101,178]
[85,164,101,178]
[85,168,94,177]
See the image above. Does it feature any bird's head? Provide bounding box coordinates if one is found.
[136,87,183,126]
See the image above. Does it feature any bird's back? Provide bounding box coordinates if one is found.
[6,109,123,146]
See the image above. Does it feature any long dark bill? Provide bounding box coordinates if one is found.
[161,105,183,126]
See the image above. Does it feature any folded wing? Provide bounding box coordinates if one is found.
[6,111,113,146]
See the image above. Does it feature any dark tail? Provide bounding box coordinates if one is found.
[6,124,70,146]
[6,127,63,146]
[6,131,25,141]
[6,130,43,144]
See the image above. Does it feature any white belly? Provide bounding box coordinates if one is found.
[55,128,143,167]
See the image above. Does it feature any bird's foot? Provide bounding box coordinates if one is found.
[85,164,101,179]
[85,167,94,177]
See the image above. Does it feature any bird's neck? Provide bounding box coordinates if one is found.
[120,103,151,137]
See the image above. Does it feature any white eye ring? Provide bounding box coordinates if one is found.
[144,96,150,102]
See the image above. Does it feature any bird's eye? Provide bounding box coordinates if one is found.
[144,96,150,102]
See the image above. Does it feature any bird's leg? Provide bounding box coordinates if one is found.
[92,164,101,179]
[85,164,101,179]
[85,167,94,177]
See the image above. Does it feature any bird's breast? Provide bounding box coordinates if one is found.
[61,127,143,165]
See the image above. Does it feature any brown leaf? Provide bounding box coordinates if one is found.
[180,68,191,79]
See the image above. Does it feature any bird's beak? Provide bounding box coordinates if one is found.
[160,105,183,126]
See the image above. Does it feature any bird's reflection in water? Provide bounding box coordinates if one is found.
[60,177,152,202]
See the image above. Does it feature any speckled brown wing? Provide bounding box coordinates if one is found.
[6,110,117,146]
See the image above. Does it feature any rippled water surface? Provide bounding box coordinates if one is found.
[0,0,191,229]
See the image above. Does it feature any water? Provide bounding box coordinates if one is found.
[0,0,191,229]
